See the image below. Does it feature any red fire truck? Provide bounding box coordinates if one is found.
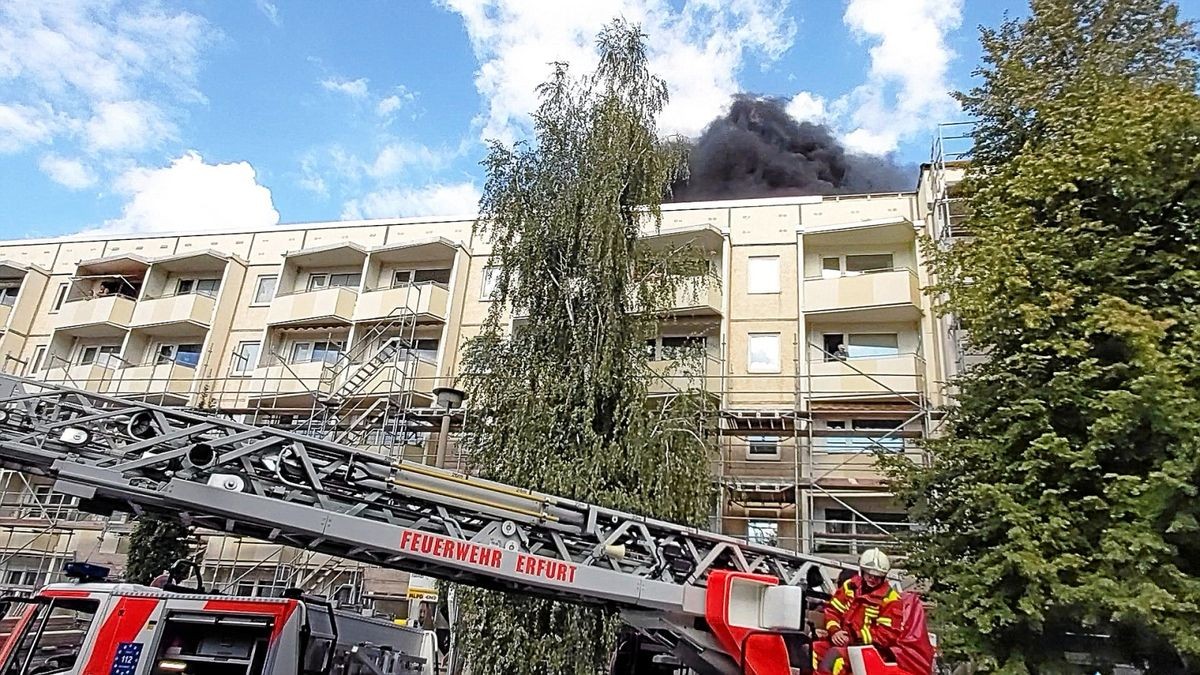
[0,376,932,675]
[0,564,436,675]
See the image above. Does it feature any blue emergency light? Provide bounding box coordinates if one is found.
[63,562,110,582]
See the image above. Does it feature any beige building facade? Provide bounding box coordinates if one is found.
[0,164,961,618]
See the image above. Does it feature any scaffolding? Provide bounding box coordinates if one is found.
[929,122,986,381]
[0,197,949,614]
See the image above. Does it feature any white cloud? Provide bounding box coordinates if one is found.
[367,142,454,179]
[785,91,829,124]
[100,152,279,234]
[0,1,211,104]
[342,182,481,220]
[39,154,97,189]
[84,100,174,152]
[376,86,416,117]
[0,103,57,153]
[256,0,281,26]
[441,0,795,143]
[0,0,214,192]
[806,0,963,155]
[321,77,370,99]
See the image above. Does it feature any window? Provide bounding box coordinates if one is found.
[821,333,900,360]
[747,436,780,460]
[253,275,277,304]
[415,268,452,284]
[848,333,899,359]
[412,338,439,362]
[480,267,501,300]
[78,345,119,366]
[232,341,260,375]
[176,278,220,296]
[747,333,781,373]
[309,273,360,291]
[660,335,706,359]
[2,598,98,675]
[28,346,46,376]
[821,257,842,279]
[824,419,904,453]
[156,343,203,367]
[845,253,894,275]
[819,253,895,278]
[50,283,68,311]
[290,340,344,364]
[747,520,779,547]
[394,269,452,286]
[747,256,780,294]
[0,282,19,306]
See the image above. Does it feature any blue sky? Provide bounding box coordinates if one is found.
[0,0,1167,239]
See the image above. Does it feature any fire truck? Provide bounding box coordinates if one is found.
[0,375,928,675]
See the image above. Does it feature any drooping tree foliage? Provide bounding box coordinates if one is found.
[125,514,194,585]
[452,20,716,675]
[887,1,1200,672]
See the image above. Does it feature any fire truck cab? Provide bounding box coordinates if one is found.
[0,566,436,675]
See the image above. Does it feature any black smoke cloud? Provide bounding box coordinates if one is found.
[671,95,914,201]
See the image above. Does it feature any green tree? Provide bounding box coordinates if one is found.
[452,20,715,675]
[124,514,194,585]
[888,1,1200,672]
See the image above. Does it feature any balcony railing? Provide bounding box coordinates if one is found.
[267,286,358,325]
[807,353,925,399]
[803,267,921,316]
[57,295,136,329]
[354,282,450,322]
[131,292,216,328]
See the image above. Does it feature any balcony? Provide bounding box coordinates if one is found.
[354,283,450,323]
[131,292,215,330]
[57,296,135,336]
[110,363,197,401]
[647,357,722,396]
[267,287,358,326]
[668,279,722,316]
[804,269,921,321]
[807,354,924,399]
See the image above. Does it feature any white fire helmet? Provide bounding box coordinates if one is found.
[858,548,891,576]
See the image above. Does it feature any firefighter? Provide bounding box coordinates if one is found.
[812,548,903,675]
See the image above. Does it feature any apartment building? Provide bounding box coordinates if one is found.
[0,163,961,618]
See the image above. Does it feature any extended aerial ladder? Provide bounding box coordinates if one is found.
[0,375,913,675]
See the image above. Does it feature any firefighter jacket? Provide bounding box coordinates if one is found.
[823,574,903,647]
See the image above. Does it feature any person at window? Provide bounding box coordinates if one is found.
[812,549,902,675]
[833,343,849,361]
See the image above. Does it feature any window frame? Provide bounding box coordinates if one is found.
[28,346,46,376]
[0,284,19,306]
[78,345,119,367]
[823,419,905,453]
[252,275,278,305]
[746,519,779,547]
[746,255,781,294]
[746,435,781,461]
[480,266,501,300]
[746,332,782,373]
[155,342,203,368]
[50,283,68,312]
[231,341,261,375]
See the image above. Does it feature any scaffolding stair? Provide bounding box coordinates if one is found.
[323,339,400,404]
[333,397,391,446]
